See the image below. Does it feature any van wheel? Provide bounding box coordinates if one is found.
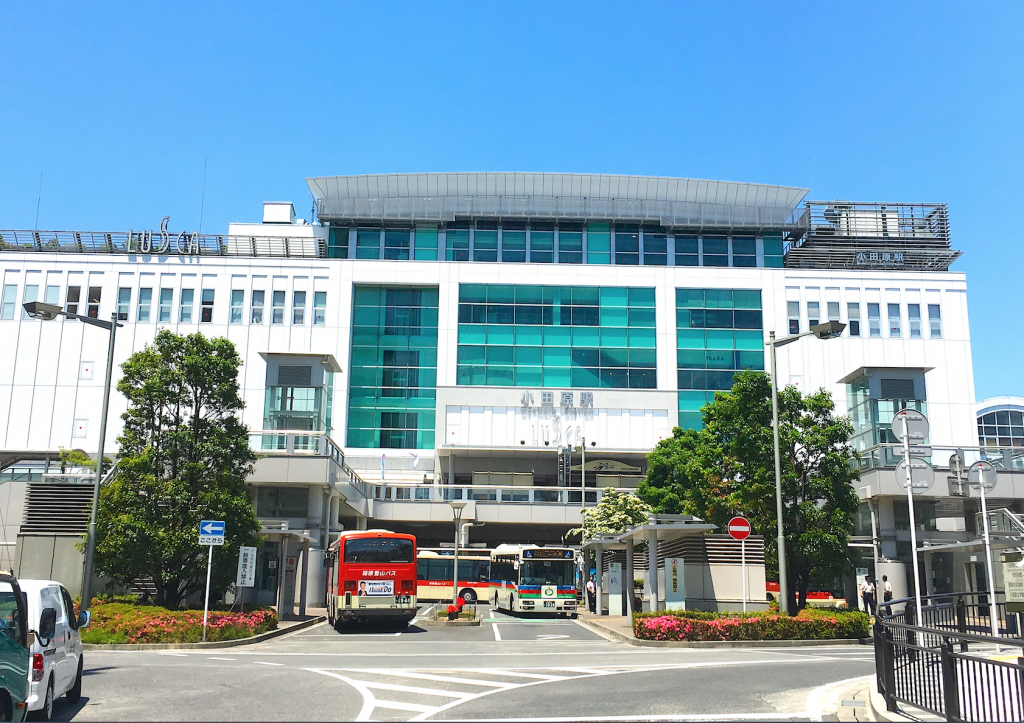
[66,657,83,703]
[29,679,53,721]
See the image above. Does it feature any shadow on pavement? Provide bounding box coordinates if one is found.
[52,695,89,722]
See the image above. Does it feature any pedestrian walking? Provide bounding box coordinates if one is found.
[860,576,876,615]
[586,574,597,614]
[882,575,893,603]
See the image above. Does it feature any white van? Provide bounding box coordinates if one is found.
[19,581,88,721]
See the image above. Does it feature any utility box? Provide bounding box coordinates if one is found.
[263,202,296,224]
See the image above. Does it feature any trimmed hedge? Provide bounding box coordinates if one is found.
[81,601,278,644]
[633,607,869,642]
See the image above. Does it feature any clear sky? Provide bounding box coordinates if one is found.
[1,2,1020,399]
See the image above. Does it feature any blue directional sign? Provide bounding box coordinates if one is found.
[198,520,226,546]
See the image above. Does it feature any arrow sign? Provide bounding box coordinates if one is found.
[199,520,226,546]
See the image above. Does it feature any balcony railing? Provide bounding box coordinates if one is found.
[247,430,370,498]
[856,443,1024,473]
[371,483,635,505]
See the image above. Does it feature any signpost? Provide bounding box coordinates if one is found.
[728,517,751,612]
[199,520,226,642]
[968,460,1000,640]
[892,410,931,619]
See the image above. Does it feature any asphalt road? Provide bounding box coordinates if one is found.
[53,605,876,722]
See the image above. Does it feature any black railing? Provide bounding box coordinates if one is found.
[875,593,1024,721]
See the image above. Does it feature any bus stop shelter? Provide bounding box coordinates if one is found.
[582,515,716,615]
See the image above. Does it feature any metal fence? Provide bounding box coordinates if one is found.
[875,593,1024,721]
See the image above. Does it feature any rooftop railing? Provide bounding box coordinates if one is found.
[371,483,634,506]
[856,443,1024,474]
[247,430,370,498]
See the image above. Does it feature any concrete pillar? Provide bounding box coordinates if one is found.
[298,543,309,617]
[595,548,604,615]
[647,531,659,611]
[277,537,289,620]
[923,551,935,596]
[625,538,635,613]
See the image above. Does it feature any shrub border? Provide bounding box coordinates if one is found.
[578,617,870,648]
[84,615,324,650]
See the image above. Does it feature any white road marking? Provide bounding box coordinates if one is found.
[470,668,567,680]
[361,681,475,699]
[537,634,571,640]
[374,670,513,688]
[254,661,284,666]
[443,715,801,722]
[158,652,187,657]
[492,623,502,641]
[207,657,235,661]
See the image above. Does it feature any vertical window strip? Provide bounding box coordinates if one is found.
[928,304,942,338]
[230,289,244,324]
[137,288,152,322]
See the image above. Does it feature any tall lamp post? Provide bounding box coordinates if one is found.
[24,301,122,612]
[450,501,467,604]
[767,320,845,614]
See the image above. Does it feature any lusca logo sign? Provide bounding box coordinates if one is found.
[127,217,202,255]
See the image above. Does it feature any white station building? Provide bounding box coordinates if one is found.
[0,172,1016,609]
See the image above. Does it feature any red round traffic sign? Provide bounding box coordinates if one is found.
[727,516,751,541]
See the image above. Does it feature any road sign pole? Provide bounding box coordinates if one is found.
[741,539,747,614]
[202,544,213,642]
[901,413,924,619]
[979,484,1000,640]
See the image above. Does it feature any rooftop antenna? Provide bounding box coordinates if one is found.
[198,157,208,233]
[34,172,43,229]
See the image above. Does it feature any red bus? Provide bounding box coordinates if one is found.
[325,530,419,628]
[416,549,492,603]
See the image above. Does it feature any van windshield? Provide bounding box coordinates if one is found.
[344,538,414,564]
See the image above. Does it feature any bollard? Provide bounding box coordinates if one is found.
[939,638,961,722]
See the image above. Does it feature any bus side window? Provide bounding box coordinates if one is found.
[417,561,427,580]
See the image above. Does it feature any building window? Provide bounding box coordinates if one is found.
[66,286,81,316]
[614,226,639,265]
[929,304,942,338]
[271,291,285,324]
[558,224,583,264]
[230,290,244,324]
[675,236,698,266]
[383,228,411,261]
[327,226,349,259]
[888,303,901,337]
[158,288,173,322]
[200,289,214,323]
[179,289,194,323]
[978,410,1024,447]
[251,290,265,324]
[807,301,820,328]
[292,291,305,325]
[500,223,526,263]
[313,291,326,326]
[586,223,610,265]
[446,223,470,261]
[828,301,840,323]
[787,301,800,335]
[0,285,16,320]
[530,223,554,263]
[702,236,729,267]
[868,303,881,337]
[116,287,131,321]
[44,285,59,305]
[87,287,102,319]
[763,234,784,268]
[473,223,497,262]
[414,227,438,261]
[847,303,861,336]
[642,227,667,266]
[22,285,38,319]
[138,288,152,322]
[356,227,381,260]
[908,303,921,338]
[256,487,308,518]
[732,236,756,267]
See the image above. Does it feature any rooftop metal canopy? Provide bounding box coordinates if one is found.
[307,172,809,228]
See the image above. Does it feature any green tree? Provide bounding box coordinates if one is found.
[93,330,260,609]
[569,488,652,542]
[638,370,860,613]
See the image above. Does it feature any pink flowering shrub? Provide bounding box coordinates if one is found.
[82,601,278,644]
[633,608,868,641]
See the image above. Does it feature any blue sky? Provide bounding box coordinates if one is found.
[1,2,1020,399]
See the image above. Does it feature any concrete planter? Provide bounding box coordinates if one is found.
[418,614,481,627]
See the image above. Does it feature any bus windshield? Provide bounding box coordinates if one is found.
[521,559,574,586]
[344,538,414,564]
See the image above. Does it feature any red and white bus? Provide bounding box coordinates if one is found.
[416,549,492,603]
[325,530,419,628]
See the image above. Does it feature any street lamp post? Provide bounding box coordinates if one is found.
[766,320,845,615]
[23,301,122,613]
[450,501,467,605]
[575,436,586,508]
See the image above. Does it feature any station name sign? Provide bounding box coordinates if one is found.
[127,217,201,255]
[855,250,905,268]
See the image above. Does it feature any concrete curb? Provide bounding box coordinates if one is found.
[576,618,871,648]
[83,615,326,651]
[416,617,482,627]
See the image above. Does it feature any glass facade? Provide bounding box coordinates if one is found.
[347,286,438,449]
[978,409,1024,448]
[846,372,927,453]
[676,288,764,430]
[456,284,656,388]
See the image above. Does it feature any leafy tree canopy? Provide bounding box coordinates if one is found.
[93,330,260,609]
[638,370,860,612]
[570,488,652,543]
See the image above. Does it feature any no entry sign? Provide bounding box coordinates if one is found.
[728,517,751,541]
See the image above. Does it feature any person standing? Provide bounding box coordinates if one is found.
[860,576,876,615]
[586,574,597,614]
[882,575,893,603]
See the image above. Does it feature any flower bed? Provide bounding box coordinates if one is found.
[81,601,278,644]
[632,607,869,642]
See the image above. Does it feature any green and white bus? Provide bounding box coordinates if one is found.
[489,544,578,617]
